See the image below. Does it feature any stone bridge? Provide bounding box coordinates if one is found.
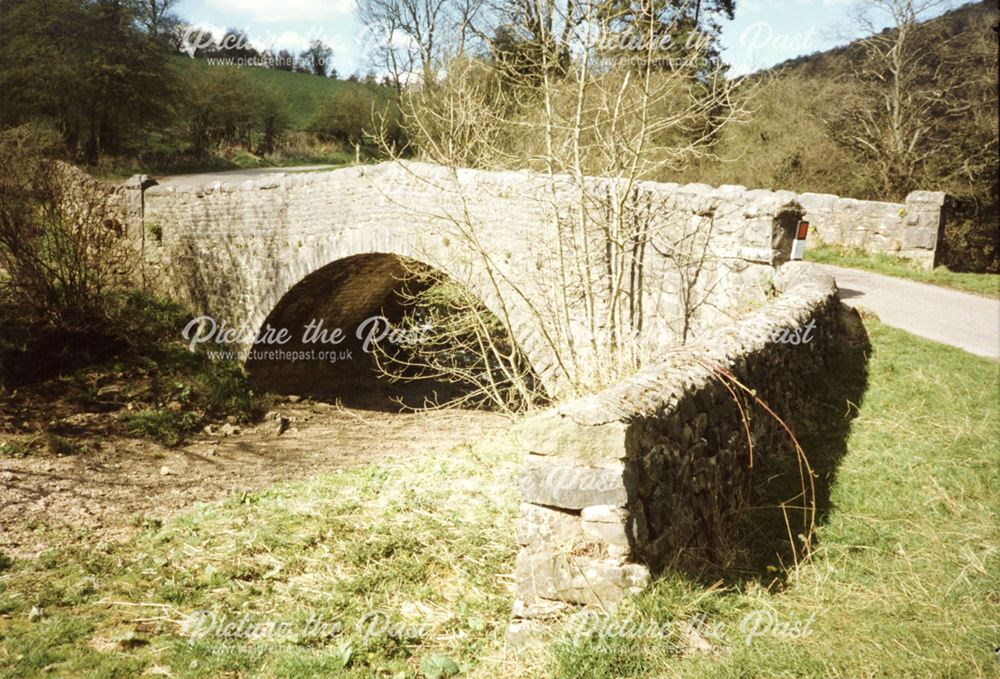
[120,161,845,632]
[124,162,808,397]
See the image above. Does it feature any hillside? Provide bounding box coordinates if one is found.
[171,57,393,130]
[676,0,999,272]
[83,59,401,177]
[764,0,998,79]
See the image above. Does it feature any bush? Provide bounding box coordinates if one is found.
[123,409,199,447]
[118,351,266,446]
[255,88,292,155]
[0,126,132,329]
[185,69,259,153]
[10,292,270,447]
[115,291,191,348]
[309,87,404,149]
[184,70,293,156]
[0,126,138,383]
[671,74,867,196]
[939,205,999,274]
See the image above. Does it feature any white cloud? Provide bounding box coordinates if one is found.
[269,31,312,52]
[188,21,228,41]
[203,0,353,23]
[176,21,227,56]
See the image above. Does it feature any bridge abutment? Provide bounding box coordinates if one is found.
[508,263,841,639]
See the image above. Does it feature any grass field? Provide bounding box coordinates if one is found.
[806,243,1000,298]
[91,59,384,178]
[1,319,997,677]
[171,58,385,131]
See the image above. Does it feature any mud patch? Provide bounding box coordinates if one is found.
[0,402,505,559]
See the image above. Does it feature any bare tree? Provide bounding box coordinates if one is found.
[357,0,462,86]
[358,0,419,90]
[839,0,960,197]
[0,127,133,332]
[369,0,752,403]
[370,260,541,413]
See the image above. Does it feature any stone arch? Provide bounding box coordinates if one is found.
[138,162,814,402]
[244,251,550,404]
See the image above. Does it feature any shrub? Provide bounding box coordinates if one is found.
[196,358,265,423]
[44,431,90,456]
[123,409,198,446]
[0,126,137,383]
[255,88,292,155]
[119,354,265,446]
[309,87,404,149]
[185,69,259,153]
[0,126,133,331]
[0,131,268,443]
[184,70,293,157]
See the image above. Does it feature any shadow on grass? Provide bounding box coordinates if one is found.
[732,303,870,585]
[669,303,872,587]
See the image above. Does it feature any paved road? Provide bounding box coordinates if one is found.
[814,263,1000,360]
[155,165,339,187]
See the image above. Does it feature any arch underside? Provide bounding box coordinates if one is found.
[245,252,540,408]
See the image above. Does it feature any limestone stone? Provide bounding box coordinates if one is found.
[581,516,629,547]
[901,226,937,250]
[521,411,628,462]
[906,190,947,208]
[515,550,650,606]
[519,459,628,509]
[510,597,570,620]
[516,503,583,547]
[580,505,627,523]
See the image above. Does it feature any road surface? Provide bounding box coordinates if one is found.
[814,263,1000,360]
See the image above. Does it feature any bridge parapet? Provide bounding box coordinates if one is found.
[795,189,946,269]
[509,262,840,638]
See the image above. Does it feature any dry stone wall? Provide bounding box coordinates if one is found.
[796,190,946,269]
[707,183,946,269]
[510,262,840,637]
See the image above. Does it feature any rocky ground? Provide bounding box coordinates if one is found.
[0,400,506,558]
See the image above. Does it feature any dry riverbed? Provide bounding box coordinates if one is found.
[0,401,506,559]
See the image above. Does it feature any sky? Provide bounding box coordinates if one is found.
[173,0,956,77]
